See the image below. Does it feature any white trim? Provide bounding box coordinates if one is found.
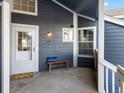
[11,0,38,16]
[62,28,74,42]
[11,23,39,73]
[105,68,108,93]
[98,0,105,92]
[78,14,95,21]
[112,71,115,93]
[73,13,78,67]
[52,0,95,21]
[2,1,11,93]
[105,15,124,27]
[77,26,97,58]
[78,55,94,58]
[99,58,117,72]
[114,15,124,18]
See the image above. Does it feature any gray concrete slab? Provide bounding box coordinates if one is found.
[10,68,97,93]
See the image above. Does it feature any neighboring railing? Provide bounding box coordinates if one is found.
[98,57,124,93]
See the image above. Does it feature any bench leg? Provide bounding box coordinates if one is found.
[66,62,68,70]
[49,63,52,72]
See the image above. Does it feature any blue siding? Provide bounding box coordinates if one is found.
[105,22,124,66]
[78,16,97,27]
[12,0,73,71]
[105,21,124,93]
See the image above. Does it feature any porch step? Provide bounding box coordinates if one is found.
[11,72,33,80]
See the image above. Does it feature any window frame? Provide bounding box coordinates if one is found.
[62,28,74,42]
[78,26,96,58]
[11,0,38,16]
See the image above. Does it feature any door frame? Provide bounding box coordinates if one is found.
[77,26,97,58]
[11,23,39,74]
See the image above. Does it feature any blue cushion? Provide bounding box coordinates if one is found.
[47,56,57,62]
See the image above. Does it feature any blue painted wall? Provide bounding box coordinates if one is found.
[105,22,124,66]
[78,17,97,27]
[105,21,124,93]
[12,0,73,71]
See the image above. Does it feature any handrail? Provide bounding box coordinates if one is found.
[99,57,124,74]
[97,52,124,93]
[117,65,124,77]
[99,57,117,72]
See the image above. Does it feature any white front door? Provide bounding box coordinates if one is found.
[11,24,39,75]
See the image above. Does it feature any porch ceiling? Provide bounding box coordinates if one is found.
[54,0,98,19]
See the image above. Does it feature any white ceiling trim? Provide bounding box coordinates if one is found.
[52,0,95,21]
[105,15,124,27]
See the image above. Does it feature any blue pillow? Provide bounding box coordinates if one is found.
[47,56,57,62]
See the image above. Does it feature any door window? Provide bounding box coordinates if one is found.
[16,32,32,61]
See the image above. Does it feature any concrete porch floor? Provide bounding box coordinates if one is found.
[10,68,98,93]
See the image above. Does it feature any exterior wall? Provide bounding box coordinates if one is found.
[78,17,97,28]
[105,22,124,66]
[12,0,73,71]
[105,21,124,93]
[0,5,1,93]
[78,16,97,68]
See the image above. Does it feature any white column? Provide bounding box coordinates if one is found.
[98,0,105,93]
[73,13,78,67]
[2,0,10,93]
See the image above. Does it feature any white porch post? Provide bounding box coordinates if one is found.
[2,0,10,93]
[98,0,105,93]
[73,13,78,67]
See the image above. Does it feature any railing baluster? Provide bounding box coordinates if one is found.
[112,71,115,93]
[119,78,124,93]
[98,58,123,93]
[106,68,109,93]
[119,79,121,93]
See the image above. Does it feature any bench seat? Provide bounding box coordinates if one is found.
[47,60,69,72]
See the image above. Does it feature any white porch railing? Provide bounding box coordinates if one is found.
[98,57,124,93]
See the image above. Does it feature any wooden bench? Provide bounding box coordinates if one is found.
[47,60,69,72]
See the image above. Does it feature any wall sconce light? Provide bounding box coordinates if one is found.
[46,32,53,42]
[47,32,52,37]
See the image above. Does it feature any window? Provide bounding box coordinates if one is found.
[16,31,33,61]
[17,32,32,51]
[78,27,96,57]
[12,0,38,16]
[63,28,73,42]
